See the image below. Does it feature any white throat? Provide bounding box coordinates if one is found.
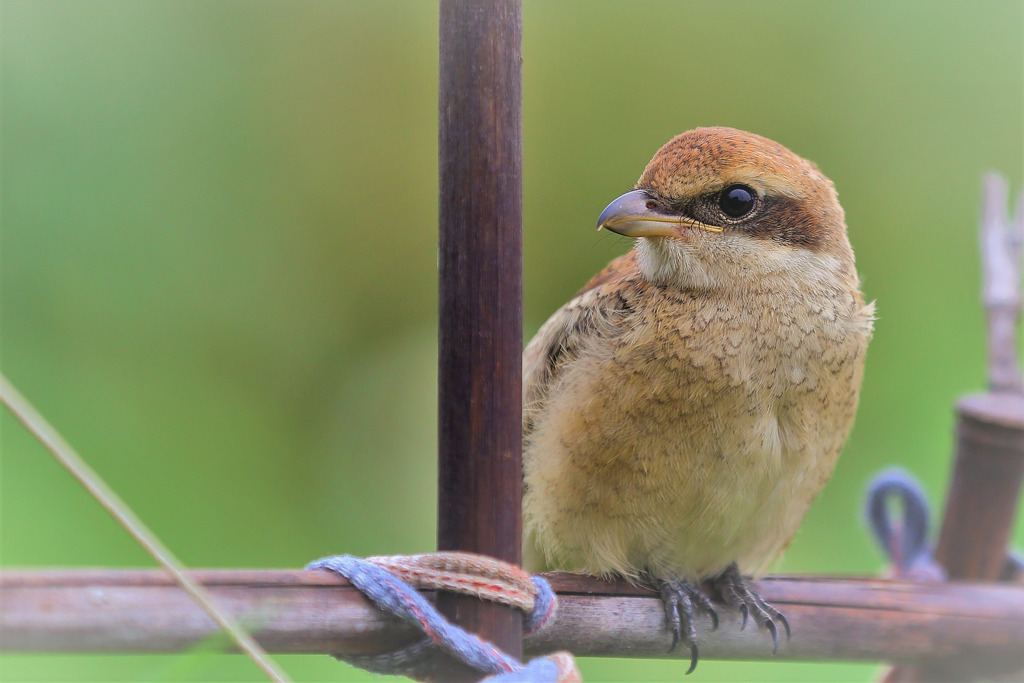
[635,234,854,297]
[635,237,722,290]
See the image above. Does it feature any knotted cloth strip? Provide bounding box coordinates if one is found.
[306,553,578,682]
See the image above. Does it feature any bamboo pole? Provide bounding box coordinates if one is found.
[3,570,1024,668]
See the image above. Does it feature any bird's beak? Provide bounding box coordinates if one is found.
[596,189,723,237]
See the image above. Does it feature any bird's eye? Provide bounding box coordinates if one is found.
[718,184,757,219]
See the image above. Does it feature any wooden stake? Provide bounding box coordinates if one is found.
[437,0,523,678]
[935,393,1024,581]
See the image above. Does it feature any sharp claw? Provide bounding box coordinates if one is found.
[709,607,719,632]
[778,612,792,640]
[654,576,711,673]
[714,563,789,655]
[685,643,698,675]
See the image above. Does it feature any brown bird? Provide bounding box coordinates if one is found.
[522,127,873,672]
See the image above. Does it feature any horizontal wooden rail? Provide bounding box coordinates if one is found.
[2,569,1024,668]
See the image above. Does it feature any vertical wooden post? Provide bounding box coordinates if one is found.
[437,0,523,679]
[934,394,1024,581]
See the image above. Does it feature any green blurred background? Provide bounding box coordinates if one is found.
[2,1,1022,681]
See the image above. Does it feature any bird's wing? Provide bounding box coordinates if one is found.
[521,250,642,571]
[523,251,641,438]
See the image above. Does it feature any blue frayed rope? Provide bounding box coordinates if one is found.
[306,555,569,682]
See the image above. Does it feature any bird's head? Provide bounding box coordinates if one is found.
[597,127,858,292]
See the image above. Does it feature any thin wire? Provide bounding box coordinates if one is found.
[0,375,290,683]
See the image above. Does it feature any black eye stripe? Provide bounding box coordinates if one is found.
[719,184,757,219]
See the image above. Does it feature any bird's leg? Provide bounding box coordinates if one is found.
[713,563,791,655]
[654,576,719,675]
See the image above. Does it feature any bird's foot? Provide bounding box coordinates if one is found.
[713,563,790,655]
[656,577,719,675]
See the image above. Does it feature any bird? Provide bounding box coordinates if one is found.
[521,127,874,672]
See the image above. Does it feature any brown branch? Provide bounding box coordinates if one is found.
[3,570,1024,668]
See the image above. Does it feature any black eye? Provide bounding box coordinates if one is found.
[718,184,757,219]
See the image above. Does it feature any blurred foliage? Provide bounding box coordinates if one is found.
[1,1,1022,681]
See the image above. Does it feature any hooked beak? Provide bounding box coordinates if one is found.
[596,189,723,237]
